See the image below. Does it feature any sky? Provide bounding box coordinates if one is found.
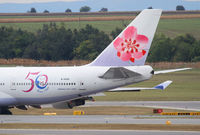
[0,0,199,13]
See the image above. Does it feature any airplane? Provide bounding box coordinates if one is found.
[0,9,191,114]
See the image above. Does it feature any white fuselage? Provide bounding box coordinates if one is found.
[0,65,153,106]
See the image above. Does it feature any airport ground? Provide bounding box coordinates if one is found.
[1,101,200,132]
[8,101,200,115]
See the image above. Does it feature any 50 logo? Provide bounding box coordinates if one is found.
[23,72,48,93]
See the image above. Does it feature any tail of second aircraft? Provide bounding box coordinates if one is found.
[89,9,162,66]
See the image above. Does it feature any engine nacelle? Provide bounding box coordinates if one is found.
[67,99,85,109]
[52,98,86,109]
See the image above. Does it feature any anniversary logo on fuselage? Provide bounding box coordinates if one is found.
[23,72,49,93]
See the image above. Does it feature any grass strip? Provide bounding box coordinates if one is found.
[10,106,198,115]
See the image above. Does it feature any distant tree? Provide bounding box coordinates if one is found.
[147,34,173,62]
[65,8,72,13]
[110,27,122,40]
[99,8,108,12]
[43,10,49,13]
[0,27,35,59]
[147,33,200,62]
[191,41,200,62]
[176,5,185,11]
[192,56,200,62]
[148,6,153,9]
[24,24,75,61]
[172,34,196,62]
[30,7,37,13]
[74,24,111,60]
[74,40,95,60]
[80,6,91,12]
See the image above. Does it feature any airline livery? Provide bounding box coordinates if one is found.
[0,9,190,114]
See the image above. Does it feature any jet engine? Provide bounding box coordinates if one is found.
[52,97,93,109]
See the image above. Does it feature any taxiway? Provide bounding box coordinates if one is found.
[0,115,200,124]
[0,129,200,135]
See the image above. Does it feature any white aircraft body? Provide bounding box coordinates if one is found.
[0,9,190,114]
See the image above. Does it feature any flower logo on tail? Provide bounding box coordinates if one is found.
[113,26,149,63]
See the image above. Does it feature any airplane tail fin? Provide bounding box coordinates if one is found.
[89,9,162,66]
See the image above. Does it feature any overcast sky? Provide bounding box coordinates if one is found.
[0,0,199,13]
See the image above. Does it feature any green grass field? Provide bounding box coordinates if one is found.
[0,18,200,39]
[157,18,200,39]
[0,14,135,19]
[95,69,200,101]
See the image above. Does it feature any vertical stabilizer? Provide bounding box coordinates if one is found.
[89,9,162,66]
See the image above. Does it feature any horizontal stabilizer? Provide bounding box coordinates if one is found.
[109,80,172,92]
[155,68,191,75]
[99,67,141,79]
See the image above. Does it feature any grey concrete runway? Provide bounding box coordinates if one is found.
[0,115,200,124]
[84,101,200,111]
[42,101,200,111]
[0,129,200,135]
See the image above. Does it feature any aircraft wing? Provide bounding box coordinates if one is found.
[109,80,172,92]
[154,68,191,75]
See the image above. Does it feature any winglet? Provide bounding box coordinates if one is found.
[154,80,173,90]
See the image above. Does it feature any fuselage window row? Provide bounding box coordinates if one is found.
[12,82,76,86]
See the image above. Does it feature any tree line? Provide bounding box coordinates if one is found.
[28,5,185,14]
[28,6,108,13]
[148,34,200,62]
[0,23,110,61]
[0,24,200,62]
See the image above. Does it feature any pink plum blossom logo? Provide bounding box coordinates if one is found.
[113,26,149,63]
